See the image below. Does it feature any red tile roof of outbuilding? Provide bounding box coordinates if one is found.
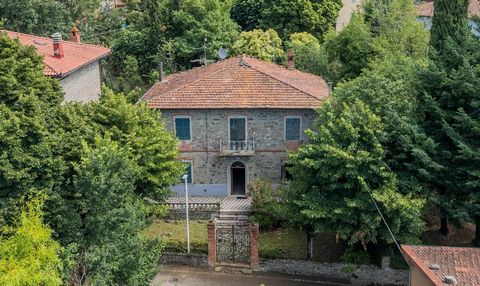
[416,0,480,17]
[402,245,480,286]
[142,55,330,110]
[4,30,111,78]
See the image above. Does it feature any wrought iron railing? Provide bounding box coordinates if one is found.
[219,139,256,153]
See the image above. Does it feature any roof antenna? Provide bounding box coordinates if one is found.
[190,38,213,66]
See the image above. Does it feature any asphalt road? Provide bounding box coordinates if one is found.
[152,265,351,286]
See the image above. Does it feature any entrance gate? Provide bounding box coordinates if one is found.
[216,225,251,265]
[207,222,259,268]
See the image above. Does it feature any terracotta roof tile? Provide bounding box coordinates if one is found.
[3,30,111,77]
[416,0,480,17]
[142,55,330,110]
[402,245,480,286]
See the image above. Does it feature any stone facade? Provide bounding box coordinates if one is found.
[61,61,101,103]
[161,108,317,197]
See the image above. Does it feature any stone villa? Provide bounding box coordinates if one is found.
[141,55,330,197]
[4,29,110,103]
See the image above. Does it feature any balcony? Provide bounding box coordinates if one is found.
[219,139,255,157]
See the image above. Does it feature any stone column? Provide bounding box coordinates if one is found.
[207,222,216,268]
[250,223,259,268]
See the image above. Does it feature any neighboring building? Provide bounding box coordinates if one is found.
[336,0,363,31]
[402,245,480,286]
[4,29,111,103]
[141,55,330,197]
[416,0,480,35]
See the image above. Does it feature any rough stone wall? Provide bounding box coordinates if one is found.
[160,109,316,195]
[160,253,208,267]
[260,259,408,286]
[61,61,101,103]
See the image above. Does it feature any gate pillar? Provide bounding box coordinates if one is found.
[250,224,259,267]
[207,222,216,268]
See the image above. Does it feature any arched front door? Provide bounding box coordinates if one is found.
[230,162,246,196]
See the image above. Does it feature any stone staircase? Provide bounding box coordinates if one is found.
[217,196,252,224]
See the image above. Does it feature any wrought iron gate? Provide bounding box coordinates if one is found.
[216,224,251,265]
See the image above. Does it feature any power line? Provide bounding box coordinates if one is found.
[364,184,408,262]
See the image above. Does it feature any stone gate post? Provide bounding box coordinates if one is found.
[207,221,216,268]
[250,223,259,268]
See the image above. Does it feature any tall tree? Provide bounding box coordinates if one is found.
[335,53,438,197]
[289,100,425,250]
[231,0,264,31]
[323,13,376,83]
[49,88,183,245]
[417,0,472,235]
[259,0,342,40]
[232,29,283,62]
[0,0,71,36]
[286,32,328,76]
[0,32,64,226]
[69,137,161,285]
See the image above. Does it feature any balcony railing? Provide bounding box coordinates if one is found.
[219,139,256,156]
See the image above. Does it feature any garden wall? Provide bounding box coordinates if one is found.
[259,259,407,286]
[159,253,407,286]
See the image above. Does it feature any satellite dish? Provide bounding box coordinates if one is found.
[218,48,228,60]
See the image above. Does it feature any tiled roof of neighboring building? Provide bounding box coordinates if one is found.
[4,30,111,78]
[142,55,330,110]
[402,245,480,286]
[416,0,480,17]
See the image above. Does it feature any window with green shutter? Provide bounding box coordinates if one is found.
[175,117,191,140]
[285,117,301,141]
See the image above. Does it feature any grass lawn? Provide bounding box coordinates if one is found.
[145,220,345,262]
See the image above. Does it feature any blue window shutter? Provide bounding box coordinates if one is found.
[285,118,301,140]
[175,118,191,140]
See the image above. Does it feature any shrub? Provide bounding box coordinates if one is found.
[342,246,371,265]
[249,179,288,229]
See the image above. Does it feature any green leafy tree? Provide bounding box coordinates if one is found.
[364,0,429,60]
[57,0,100,23]
[0,196,64,286]
[324,13,376,83]
[0,32,64,226]
[259,0,342,40]
[169,0,240,66]
[48,87,182,245]
[286,32,329,76]
[0,0,70,36]
[289,100,425,250]
[69,137,161,285]
[231,0,264,31]
[232,29,283,62]
[334,53,438,196]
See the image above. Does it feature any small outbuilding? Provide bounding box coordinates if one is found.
[402,245,480,286]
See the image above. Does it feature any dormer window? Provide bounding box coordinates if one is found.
[175,116,191,140]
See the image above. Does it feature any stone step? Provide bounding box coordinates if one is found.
[219,215,249,221]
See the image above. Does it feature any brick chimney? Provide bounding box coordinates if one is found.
[70,26,81,43]
[287,50,295,70]
[51,32,64,58]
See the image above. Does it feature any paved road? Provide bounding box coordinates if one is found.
[152,265,351,286]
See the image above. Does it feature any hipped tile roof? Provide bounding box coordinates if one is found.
[402,245,480,286]
[4,30,111,78]
[416,0,480,17]
[142,55,330,110]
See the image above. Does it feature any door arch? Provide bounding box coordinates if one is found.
[228,161,246,196]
